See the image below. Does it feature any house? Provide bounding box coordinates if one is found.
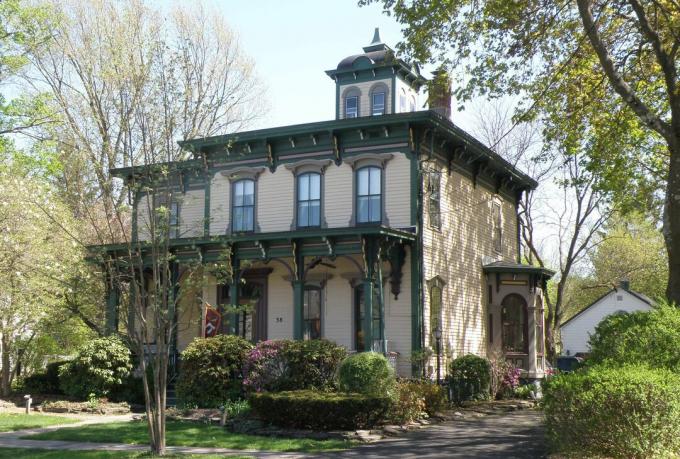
[99,29,553,379]
[560,281,653,356]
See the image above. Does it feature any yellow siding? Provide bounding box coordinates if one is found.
[178,190,204,238]
[385,152,411,228]
[258,169,294,232]
[267,263,294,340]
[324,164,353,227]
[384,247,413,376]
[422,164,519,366]
[209,173,230,235]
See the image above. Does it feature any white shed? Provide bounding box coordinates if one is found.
[560,283,654,356]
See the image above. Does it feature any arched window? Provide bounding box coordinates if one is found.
[297,172,321,228]
[342,87,361,118]
[369,83,388,116]
[399,88,407,112]
[356,166,382,223]
[501,294,528,353]
[232,179,255,232]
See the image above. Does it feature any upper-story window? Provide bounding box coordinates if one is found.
[169,201,179,238]
[356,166,382,224]
[232,179,255,232]
[345,96,358,118]
[297,172,321,228]
[492,201,502,252]
[399,89,407,112]
[372,92,385,116]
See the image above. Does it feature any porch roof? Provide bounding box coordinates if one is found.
[482,261,555,279]
[89,225,415,262]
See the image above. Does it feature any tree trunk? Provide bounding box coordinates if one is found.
[1,334,12,397]
[664,123,680,305]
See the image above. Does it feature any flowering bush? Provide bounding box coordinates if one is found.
[489,354,522,399]
[242,340,289,392]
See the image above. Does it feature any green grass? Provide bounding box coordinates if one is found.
[0,449,253,458]
[0,414,77,432]
[24,419,356,452]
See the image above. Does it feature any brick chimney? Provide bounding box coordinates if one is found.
[427,68,452,119]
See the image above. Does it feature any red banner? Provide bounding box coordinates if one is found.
[203,304,221,338]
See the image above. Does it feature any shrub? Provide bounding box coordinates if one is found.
[250,390,391,430]
[59,337,132,399]
[543,365,680,458]
[389,381,427,423]
[417,380,448,415]
[23,361,68,395]
[242,340,288,392]
[447,354,491,404]
[281,339,347,391]
[338,352,395,396]
[587,303,680,371]
[176,335,253,408]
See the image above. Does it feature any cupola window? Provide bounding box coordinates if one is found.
[345,96,358,118]
[372,92,385,116]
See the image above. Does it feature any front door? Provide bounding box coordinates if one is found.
[217,268,271,342]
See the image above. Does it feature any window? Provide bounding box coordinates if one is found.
[429,283,442,346]
[345,96,358,118]
[428,171,441,229]
[232,179,255,232]
[501,294,528,354]
[356,166,381,224]
[399,89,407,112]
[169,201,179,238]
[354,284,381,351]
[492,201,502,252]
[297,172,321,228]
[410,96,416,112]
[372,92,385,116]
[303,286,322,340]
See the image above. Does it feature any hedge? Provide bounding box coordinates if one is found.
[543,365,680,458]
[249,390,391,430]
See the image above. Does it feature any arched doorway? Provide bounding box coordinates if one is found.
[501,293,528,357]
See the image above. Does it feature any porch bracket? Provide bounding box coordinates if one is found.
[387,243,406,300]
[254,240,269,262]
[322,236,336,259]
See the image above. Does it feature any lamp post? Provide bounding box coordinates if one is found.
[434,326,442,384]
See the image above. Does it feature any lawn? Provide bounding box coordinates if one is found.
[0,449,252,458]
[0,413,77,432]
[24,419,356,452]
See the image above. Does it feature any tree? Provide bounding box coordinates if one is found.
[0,161,82,396]
[363,0,680,302]
[23,1,265,454]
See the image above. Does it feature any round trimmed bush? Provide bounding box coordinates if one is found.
[543,365,680,458]
[177,335,253,408]
[338,352,395,396]
[447,354,491,403]
[59,337,132,399]
[281,339,347,391]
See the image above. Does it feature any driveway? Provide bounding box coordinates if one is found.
[312,410,546,459]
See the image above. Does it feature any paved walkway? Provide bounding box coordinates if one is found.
[0,410,546,458]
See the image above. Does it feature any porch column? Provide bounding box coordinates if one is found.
[293,242,305,340]
[228,257,240,335]
[363,237,376,352]
[527,304,538,376]
[104,274,119,335]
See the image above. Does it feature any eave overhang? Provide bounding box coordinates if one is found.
[482,261,555,279]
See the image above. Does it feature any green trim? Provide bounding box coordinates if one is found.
[391,74,397,114]
[482,262,555,278]
[204,171,211,237]
[292,245,304,340]
[335,82,341,120]
[228,257,240,335]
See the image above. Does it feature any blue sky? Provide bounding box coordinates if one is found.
[203,0,421,129]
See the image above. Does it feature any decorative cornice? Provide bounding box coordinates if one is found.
[220,166,266,181]
[284,159,333,174]
[344,153,394,170]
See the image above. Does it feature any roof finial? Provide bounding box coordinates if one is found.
[370,27,382,45]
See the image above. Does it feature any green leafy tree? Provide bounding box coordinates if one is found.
[363,0,680,303]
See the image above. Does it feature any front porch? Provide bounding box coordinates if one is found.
[100,226,418,376]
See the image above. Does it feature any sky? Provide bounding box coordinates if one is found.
[194,0,437,130]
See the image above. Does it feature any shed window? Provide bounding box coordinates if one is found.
[501,294,528,354]
[297,172,321,228]
[232,179,255,232]
[345,96,358,118]
[356,166,382,224]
